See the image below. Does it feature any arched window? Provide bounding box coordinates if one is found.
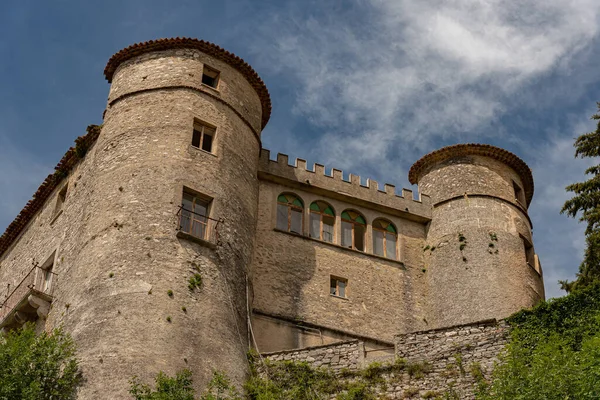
[341,210,366,251]
[309,201,335,242]
[276,193,303,234]
[373,219,397,260]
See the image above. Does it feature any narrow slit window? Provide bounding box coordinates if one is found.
[341,210,366,251]
[309,201,335,243]
[53,184,68,217]
[43,263,54,293]
[202,66,220,88]
[373,219,397,260]
[523,237,535,267]
[330,276,347,298]
[276,194,304,234]
[192,122,216,153]
[513,181,525,204]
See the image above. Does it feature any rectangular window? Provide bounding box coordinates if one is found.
[202,65,220,89]
[341,221,353,248]
[180,191,211,240]
[309,213,320,239]
[354,224,365,251]
[330,276,347,298]
[322,216,334,243]
[373,230,384,256]
[290,208,303,234]
[192,121,216,153]
[386,234,397,260]
[276,204,289,231]
[43,263,54,293]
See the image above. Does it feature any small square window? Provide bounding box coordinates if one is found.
[330,276,347,298]
[202,66,220,89]
[192,121,216,153]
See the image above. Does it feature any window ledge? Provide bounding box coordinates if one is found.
[526,262,541,276]
[330,294,349,301]
[176,230,217,249]
[273,228,406,270]
[50,210,63,226]
[189,145,217,158]
[200,83,220,93]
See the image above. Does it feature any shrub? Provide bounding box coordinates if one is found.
[0,323,81,399]
[130,369,195,400]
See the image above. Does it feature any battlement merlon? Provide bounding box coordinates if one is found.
[258,150,432,223]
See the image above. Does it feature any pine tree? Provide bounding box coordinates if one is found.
[561,103,600,292]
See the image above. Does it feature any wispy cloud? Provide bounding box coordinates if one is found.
[252,0,600,297]
[254,0,600,168]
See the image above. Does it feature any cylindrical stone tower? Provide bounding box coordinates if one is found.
[409,144,544,329]
[63,38,270,398]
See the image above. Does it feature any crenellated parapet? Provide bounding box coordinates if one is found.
[258,149,432,222]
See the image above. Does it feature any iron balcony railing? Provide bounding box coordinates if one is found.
[176,206,221,244]
[0,265,57,325]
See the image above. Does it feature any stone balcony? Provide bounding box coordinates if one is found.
[0,266,57,330]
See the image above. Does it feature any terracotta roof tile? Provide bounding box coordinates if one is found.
[0,125,102,258]
[408,143,534,206]
[104,37,271,130]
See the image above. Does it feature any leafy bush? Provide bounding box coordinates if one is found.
[479,283,600,399]
[0,323,81,399]
[130,369,195,400]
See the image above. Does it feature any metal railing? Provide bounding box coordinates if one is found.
[0,266,57,324]
[176,206,221,244]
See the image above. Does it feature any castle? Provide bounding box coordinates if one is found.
[0,38,544,398]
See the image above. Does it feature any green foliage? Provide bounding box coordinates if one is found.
[243,353,428,399]
[167,290,174,298]
[200,370,241,400]
[245,359,342,399]
[335,381,376,400]
[406,360,432,379]
[130,369,195,400]
[479,283,600,399]
[188,273,203,291]
[0,323,81,399]
[453,353,465,376]
[561,103,600,292]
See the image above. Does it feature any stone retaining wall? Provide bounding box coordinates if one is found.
[262,340,362,371]
[260,320,509,399]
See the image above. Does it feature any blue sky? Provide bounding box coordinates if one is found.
[1,1,599,299]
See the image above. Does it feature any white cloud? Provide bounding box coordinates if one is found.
[253,0,600,299]
[254,0,600,168]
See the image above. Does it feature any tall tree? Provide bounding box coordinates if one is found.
[561,102,600,292]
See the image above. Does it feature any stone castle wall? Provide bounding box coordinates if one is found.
[262,340,363,372]
[261,319,509,399]
[0,39,544,399]
[418,154,544,330]
[1,44,266,399]
[251,178,430,344]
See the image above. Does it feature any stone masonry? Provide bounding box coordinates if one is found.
[0,38,542,398]
[262,319,509,399]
